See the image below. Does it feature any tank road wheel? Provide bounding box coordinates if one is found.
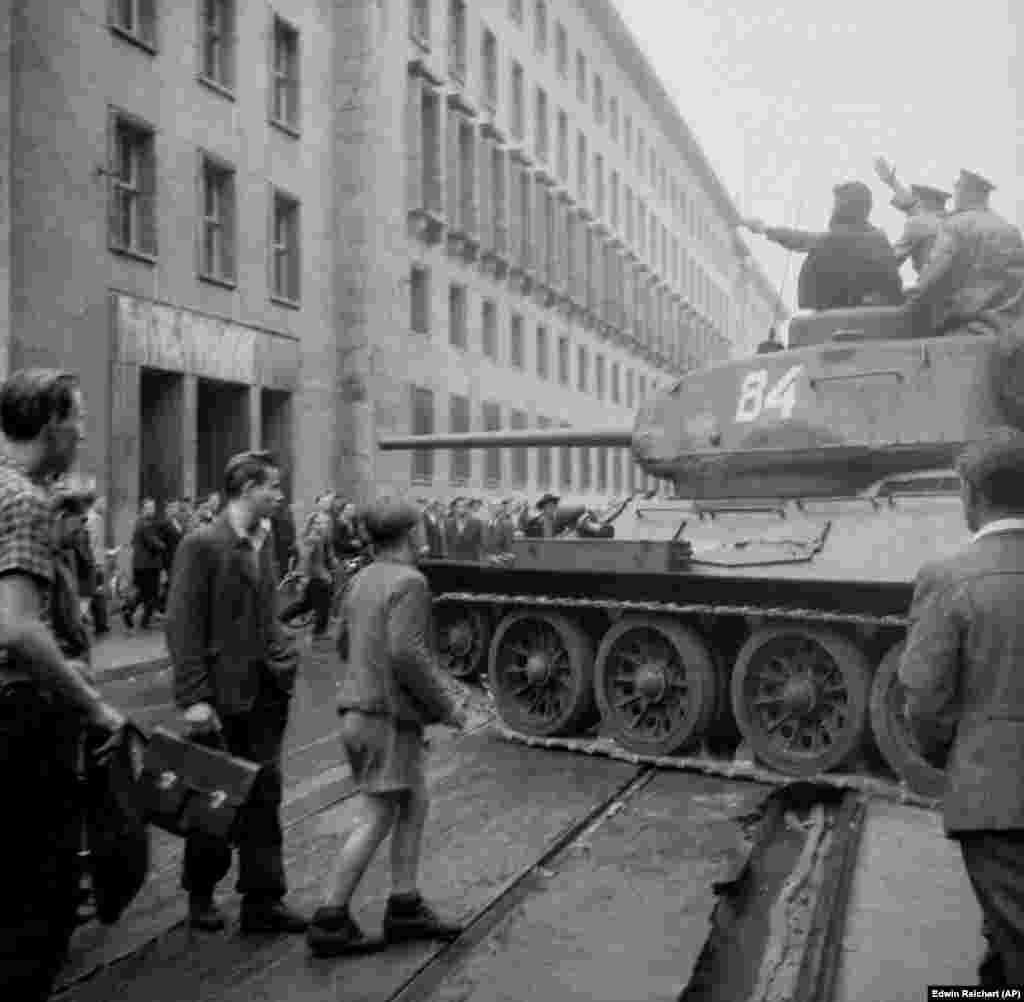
[487,611,596,737]
[730,626,871,777]
[435,603,491,680]
[869,642,946,799]
[594,617,717,756]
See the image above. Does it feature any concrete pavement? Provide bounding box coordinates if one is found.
[70,625,995,1001]
[91,623,168,681]
[834,799,985,1002]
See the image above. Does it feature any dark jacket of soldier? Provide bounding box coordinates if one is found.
[766,219,903,311]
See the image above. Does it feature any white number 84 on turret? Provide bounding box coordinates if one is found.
[734,365,805,423]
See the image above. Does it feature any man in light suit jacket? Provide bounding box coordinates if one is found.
[900,426,1024,989]
[166,451,305,935]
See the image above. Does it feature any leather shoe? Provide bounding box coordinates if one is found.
[188,895,226,932]
[240,898,308,934]
[307,907,386,957]
[382,894,461,943]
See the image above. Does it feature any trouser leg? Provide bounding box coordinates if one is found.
[181,724,237,899]
[960,831,1024,988]
[137,568,160,626]
[309,577,331,636]
[234,686,290,902]
[0,688,82,1001]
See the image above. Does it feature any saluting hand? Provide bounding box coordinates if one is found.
[873,156,896,186]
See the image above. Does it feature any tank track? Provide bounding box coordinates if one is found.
[435,591,909,629]
[434,590,937,805]
[493,727,938,810]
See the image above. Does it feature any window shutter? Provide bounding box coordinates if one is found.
[404,75,423,212]
[290,32,301,128]
[106,109,120,247]
[139,0,157,47]
[222,171,236,280]
[289,201,301,301]
[138,133,158,256]
[224,0,237,90]
[444,106,459,227]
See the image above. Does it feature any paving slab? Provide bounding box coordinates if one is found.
[423,772,764,1002]
[834,799,985,1002]
[58,735,637,1002]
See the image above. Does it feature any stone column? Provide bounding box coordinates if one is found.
[248,384,262,450]
[332,0,395,504]
[182,373,198,502]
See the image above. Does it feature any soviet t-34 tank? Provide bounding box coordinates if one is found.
[378,304,1024,796]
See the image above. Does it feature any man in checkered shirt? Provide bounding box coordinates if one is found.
[0,369,124,1001]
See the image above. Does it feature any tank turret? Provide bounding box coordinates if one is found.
[379,305,1024,498]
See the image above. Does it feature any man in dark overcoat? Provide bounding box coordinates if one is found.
[443,496,484,561]
[900,426,1024,988]
[165,450,306,934]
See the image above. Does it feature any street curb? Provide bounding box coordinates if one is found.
[94,655,171,685]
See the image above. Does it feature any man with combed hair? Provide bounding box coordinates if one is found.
[900,426,1024,988]
[166,450,306,934]
[0,369,124,1000]
[307,498,466,957]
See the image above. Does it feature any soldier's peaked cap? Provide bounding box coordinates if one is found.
[955,427,1024,486]
[536,492,561,509]
[362,498,421,540]
[910,184,951,203]
[958,169,996,193]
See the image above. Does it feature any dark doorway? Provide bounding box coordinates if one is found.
[261,389,293,498]
[196,378,249,498]
[139,368,183,505]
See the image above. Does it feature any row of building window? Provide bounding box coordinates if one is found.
[111,113,301,303]
[409,266,662,405]
[111,1,301,134]
[411,0,733,278]
[407,76,734,345]
[409,384,655,494]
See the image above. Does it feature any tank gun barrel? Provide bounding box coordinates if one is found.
[378,428,634,451]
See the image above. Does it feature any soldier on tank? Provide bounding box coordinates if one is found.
[890,185,951,277]
[907,169,1024,336]
[740,180,903,311]
[874,159,952,277]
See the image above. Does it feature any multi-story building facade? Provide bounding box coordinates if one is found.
[0,0,785,540]
[342,0,785,504]
[2,0,335,545]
